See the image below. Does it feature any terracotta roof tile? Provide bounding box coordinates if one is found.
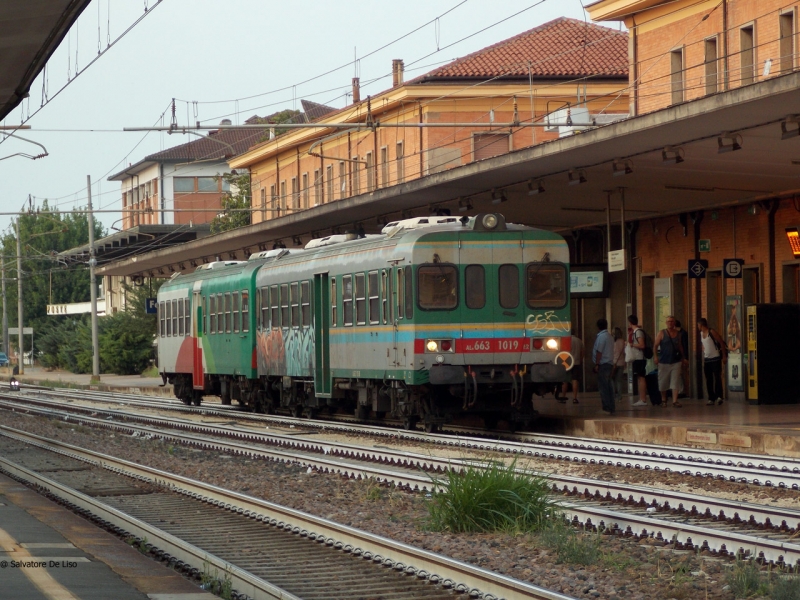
[416,17,627,81]
[145,127,267,162]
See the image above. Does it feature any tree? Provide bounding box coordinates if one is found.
[210,171,252,234]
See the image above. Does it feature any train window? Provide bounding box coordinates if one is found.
[172,299,179,336]
[256,289,261,330]
[405,266,414,319]
[166,301,172,336]
[186,298,192,335]
[526,263,567,308]
[259,287,269,330]
[343,275,353,326]
[417,265,457,310]
[177,299,183,336]
[232,291,241,333]
[290,282,300,327]
[396,269,404,320]
[280,284,289,328]
[218,293,224,333]
[465,265,486,309]
[242,291,249,333]
[331,278,337,327]
[368,271,379,325]
[270,285,279,328]
[301,281,310,327]
[159,302,164,337]
[355,273,366,325]
[499,264,520,309]
[224,293,232,333]
[209,296,216,334]
[381,270,389,324]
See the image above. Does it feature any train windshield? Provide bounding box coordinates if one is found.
[418,265,458,310]
[526,263,567,308]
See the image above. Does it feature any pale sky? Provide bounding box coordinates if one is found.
[0,0,596,239]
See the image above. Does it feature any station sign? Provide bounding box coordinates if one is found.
[688,259,708,279]
[723,258,744,279]
[608,249,626,272]
[146,298,158,314]
[698,239,711,252]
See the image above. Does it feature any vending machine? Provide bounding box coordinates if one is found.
[746,303,800,404]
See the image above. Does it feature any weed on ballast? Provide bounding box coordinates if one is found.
[537,520,600,566]
[770,574,800,600]
[425,458,559,534]
[727,558,769,598]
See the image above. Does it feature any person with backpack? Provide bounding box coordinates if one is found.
[697,317,727,405]
[625,315,650,407]
[654,316,689,407]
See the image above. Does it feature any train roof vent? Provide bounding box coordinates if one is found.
[305,233,380,249]
[381,216,461,235]
[195,260,246,271]
[248,249,302,261]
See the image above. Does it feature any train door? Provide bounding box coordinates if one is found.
[393,266,409,367]
[459,232,495,365]
[313,272,332,397]
[485,232,525,364]
[192,289,204,390]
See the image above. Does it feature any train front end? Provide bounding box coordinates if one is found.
[412,214,571,428]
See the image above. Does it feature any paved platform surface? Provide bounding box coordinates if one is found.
[10,367,800,459]
[0,473,213,600]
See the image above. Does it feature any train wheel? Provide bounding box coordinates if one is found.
[423,422,438,434]
[402,417,418,431]
[191,393,202,407]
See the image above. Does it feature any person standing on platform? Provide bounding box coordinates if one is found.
[626,315,649,407]
[654,316,689,408]
[675,319,691,399]
[612,327,626,403]
[592,319,615,414]
[697,318,727,405]
[562,330,583,404]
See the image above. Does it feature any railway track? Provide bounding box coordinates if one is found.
[0,426,574,600]
[3,396,800,568]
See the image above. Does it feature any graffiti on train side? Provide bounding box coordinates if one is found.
[525,311,570,333]
[257,327,314,376]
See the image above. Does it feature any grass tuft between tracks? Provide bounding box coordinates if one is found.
[425,459,559,534]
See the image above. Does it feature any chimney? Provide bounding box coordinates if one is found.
[392,59,404,87]
[352,77,361,103]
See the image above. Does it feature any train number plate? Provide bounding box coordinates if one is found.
[457,338,530,353]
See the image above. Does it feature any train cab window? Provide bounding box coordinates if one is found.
[301,281,310,327]
[368,271,379,325]
[270,285,279,328]
[172,299,179,335]
[465,265,486,309]
[396,269,404,320]
[499,264,520,309]
[224,293,232,333]
[405,266,413,319]
[209,296,216,334]
[381,270,390,324]
[355,273,366,325]
[290,282,300,327]
[418,265,458,310]
[331,279,337,327]
[280,284,289,328]
[241,291,249,333]
[526,263,567,308]
[232,291,241,333]
[343,275,353,326]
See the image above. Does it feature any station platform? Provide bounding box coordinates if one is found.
[0,472,213,600]
[9,367,800,459]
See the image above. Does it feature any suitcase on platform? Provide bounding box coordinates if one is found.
[646,372,662,405]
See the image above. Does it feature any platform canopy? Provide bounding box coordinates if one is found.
[99,71,800,278]
[0,1,91,122]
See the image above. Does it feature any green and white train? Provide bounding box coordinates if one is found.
[158,213,573,431]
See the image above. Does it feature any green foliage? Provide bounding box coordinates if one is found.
[727,558,768,598]
[37,316,91,372]
[772,575,800,600]
[538,520,600,565]
[210,172,252,234]
[426,459,559,534]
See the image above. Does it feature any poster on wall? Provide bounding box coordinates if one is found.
[654,277,671,331]
[726,295,744,392]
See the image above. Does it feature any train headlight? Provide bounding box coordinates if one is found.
[482,214,499,229]
[546,338,559,350]
[425,339,455,353]
[426,340,439,352]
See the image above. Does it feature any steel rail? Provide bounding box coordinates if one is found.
[5,400,800,561]
[0,425,575,600]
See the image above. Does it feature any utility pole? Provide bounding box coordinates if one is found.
[87,175,100,381]
[15,218,23,375]
[1,256,7,357]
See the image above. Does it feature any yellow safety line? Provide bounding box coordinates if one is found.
[0,527,80,600]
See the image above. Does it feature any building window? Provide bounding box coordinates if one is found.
[366,152,375,191]
[270,184,277,218]
[339,161,346,199]
[473,133,509,161]
[380,146,389,187]
[740,25,755,85]
[302,172,309,208]
[279,180,287,214]
[781,11,796,74]
[314,169,322,206]
[705,37,718,95]
[670,48,684,104]
[396,142,404,183]
[291,177,299,210]
[326,164,334,203]
[173,177,194,193]
[352,156,360,195]
[197,177,218,192]
[260,188,267,220]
